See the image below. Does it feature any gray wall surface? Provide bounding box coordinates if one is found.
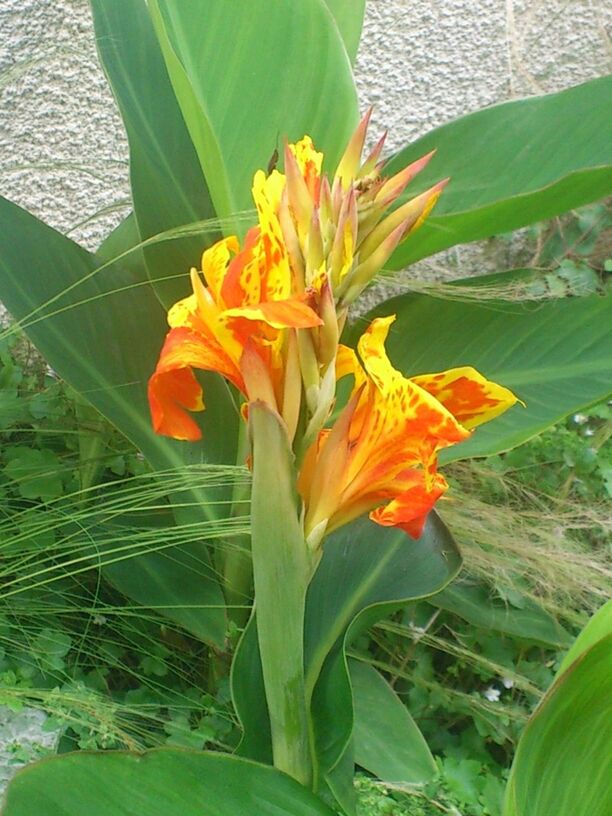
[1,0,610,253]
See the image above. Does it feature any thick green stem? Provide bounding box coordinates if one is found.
[249,402,313,786]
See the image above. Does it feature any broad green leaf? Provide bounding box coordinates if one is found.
[0,198,236,643]
[2,750,336,816]
[431,579,572,648]
[557,599,612,676]
[307,512,460,776]
[324,741,357,816]
[504,633,612,816]
[90,508,229,648]
[323,0,366,63]
[91,0,218,308]
[0,196,238,470]
[104,545,226,647]
[148,0,359,223]
[231,614,271,761]
[386,77,612,268]
[350,280,612,460]
[304,513,461,690]
[350,659,437,784]
[232,513,461,789]
[96,212,142,274]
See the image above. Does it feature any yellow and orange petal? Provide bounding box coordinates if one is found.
[369,470,448,539]
[302,313,519,543]
[411,367,520,430]
[148,327,244,441]
[289,136,323,201]
[148,366,204,442]
[344,316,470,475]
[201,236,239,306]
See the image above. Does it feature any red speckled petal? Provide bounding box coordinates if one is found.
[411,366,520,430]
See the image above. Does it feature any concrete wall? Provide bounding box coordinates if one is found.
[1,0,610,253]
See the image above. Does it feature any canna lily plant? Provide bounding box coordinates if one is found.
[0,1,611,814]
[146,125,518,785]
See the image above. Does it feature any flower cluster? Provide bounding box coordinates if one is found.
[148,114,518,544]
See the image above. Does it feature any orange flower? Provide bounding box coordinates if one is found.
[148,228,322,441]
[148,120,448,447]
[299,316,519,544]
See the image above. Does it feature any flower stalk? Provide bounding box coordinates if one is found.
[249,401,314,786]
[147,113,520,789]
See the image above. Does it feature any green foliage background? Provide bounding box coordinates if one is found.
[1,204,609,815]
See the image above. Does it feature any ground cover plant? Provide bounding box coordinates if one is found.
[0,2,611,814]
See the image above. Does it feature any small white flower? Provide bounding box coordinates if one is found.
[93,615,107,626]
[573,413,587,424]
[483,686,501,702]
[584,428,595,437]
[502,677,514,689]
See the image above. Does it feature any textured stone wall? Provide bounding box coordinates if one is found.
[1,0,610,252]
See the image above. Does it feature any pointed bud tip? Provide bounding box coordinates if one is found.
[432,177,450,194]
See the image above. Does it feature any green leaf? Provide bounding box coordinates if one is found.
[442,757,484,808]
[2,447,64,501]
[557,599,612,676]
[232,513,461,789]
[431,580,572,648]
[350,659,437,784]
[96,212,141,270]
[386,77,612,268]
[323,1,366,63]
[0,196,238,471]
[31,628,72,672]
[91,0,218,308]
[0,198,235,645]
[324,741,356,816]
[504,633,612,816]
[2,750,337,816]
[350,281,612,460]
[307,513,460,777]
[148,0,359,223]
[94,512,227,649]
